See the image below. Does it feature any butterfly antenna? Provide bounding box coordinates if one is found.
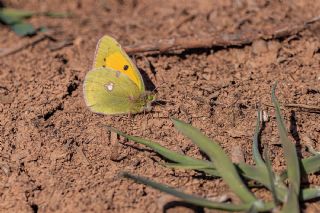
[151,83,167,92]
[140,109,149,137]
[127,113,135,131]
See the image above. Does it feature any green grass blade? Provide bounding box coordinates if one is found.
[11,22,36,36]
[280,154,320,181]
[251,111,287,202]
[281,186,299,213]
[263,151,280,204]
[122,172,273,211]
[163,163,220,177]
[272,84,300,195]
[237,163,268,185]
[172,118,257,204]
[238,163,287,201]
[301,154,320,175]
[301,188,320,201]
[0,8,34,24]
[253,110,265,166]
[164,163,212,169]
[109,126,272,182]
[108,127,212,167]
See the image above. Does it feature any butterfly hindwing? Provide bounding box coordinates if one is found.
[93,35,145,92]
[83,67,142,115]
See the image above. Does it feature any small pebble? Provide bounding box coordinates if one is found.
[252,39,268,55]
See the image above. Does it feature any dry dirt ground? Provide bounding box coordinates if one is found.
[0,0,320,212]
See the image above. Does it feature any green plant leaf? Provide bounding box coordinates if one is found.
[108,126,213,167]
[110,127,263,181]
[263,150,280,205]
[301,188,320,201]
[11,22,36,36]
[251,111,287,203]
[301,154,320,175]
[108,127,264,180]
[163,163,220,177]
[253,110,265,166]
[0,8,34,24]
[272,84,300,195]
[165,160,287,201]
[281,186,299,213]
[164,163,213,170]
[109,125,290,202]
[238,163,287,201]
[237,163,268,185]
[280,154,320,181]
[122,172,273,211]
[171,118,257,204]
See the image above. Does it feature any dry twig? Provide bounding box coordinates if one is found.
[264,103,320,113]
[49,38,74,51]
[124,16,320,55]
[285,103,320,112]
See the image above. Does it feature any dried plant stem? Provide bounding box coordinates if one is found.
[285,103,320,111]
[124,16,320,55]
[265,103,320,113]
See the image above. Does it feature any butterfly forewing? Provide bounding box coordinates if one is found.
[93,35,145,92]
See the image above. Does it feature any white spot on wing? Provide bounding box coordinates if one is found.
[105,82,114,92]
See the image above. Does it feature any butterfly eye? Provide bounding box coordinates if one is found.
[123,65,129,70]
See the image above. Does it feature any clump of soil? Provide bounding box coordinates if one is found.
[0,0,319,212]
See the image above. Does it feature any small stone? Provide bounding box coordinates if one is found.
[230,145,245,163]
[252,39,268,55]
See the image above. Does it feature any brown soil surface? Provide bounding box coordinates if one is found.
[1,0,320,212]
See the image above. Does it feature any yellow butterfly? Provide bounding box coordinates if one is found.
[83,35,155,115]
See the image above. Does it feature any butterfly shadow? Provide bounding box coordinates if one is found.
[139,67,167,105]
[162,201,204,213]
[138,67,156,91]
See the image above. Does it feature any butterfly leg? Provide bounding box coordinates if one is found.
[142,110,148,137]
[127,113,135,132]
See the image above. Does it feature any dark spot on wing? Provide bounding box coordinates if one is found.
[123,65,129,71]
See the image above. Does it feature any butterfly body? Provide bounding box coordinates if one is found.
[83,35,155,115]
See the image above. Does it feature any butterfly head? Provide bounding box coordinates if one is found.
[141,91,156,112]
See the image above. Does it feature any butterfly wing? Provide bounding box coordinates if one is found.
[93,35,145,92]
[83,67,142,115]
